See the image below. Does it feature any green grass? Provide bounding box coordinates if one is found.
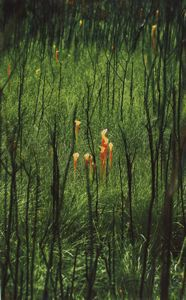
[0,32,185,299]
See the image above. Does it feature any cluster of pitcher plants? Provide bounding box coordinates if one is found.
[73,120,113,179]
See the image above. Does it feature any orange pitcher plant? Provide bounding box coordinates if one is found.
[73,152,79,174]
[84,153,90,167]
[89,154,94,179]
[155,10,159,23]
[101,129,108,147]
[100,129,109,178]
[100,145,107,177]
[75,120,81,144]
[101,129,109,155]
[151,25,157,53]
[84,153,95,180]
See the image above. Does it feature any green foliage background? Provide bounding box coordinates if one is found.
[0,0,185,299]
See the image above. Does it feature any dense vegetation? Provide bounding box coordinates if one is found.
[0,0,185,299]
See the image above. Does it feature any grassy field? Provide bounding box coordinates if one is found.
[0,1,186,299]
